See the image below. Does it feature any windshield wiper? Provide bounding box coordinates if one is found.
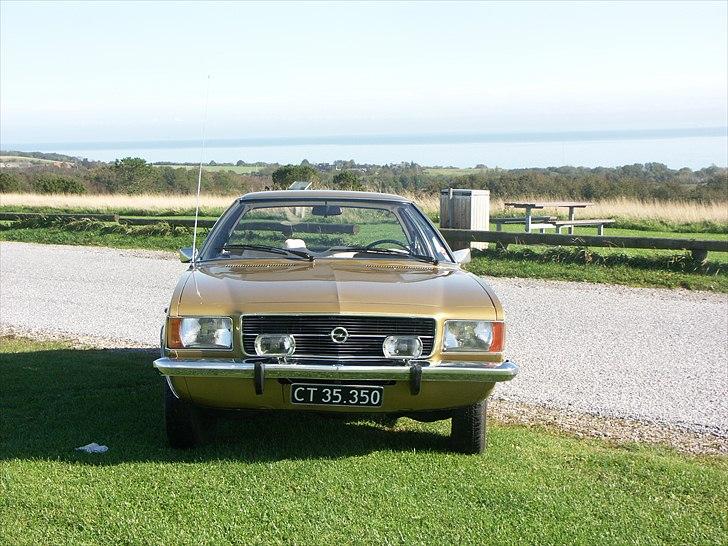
[223,244,314,262]
[328,246,438,265]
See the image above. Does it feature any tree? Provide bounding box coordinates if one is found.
[270,164,318,189]
[109,157,154,193]
[332,170,363,191]
[236,160,245,166]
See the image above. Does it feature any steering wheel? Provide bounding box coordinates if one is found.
[365,239,410,252]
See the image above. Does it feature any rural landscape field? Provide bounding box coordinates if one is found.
[3,166,728,538]
[2,152,727,291]
[2,1,727,544]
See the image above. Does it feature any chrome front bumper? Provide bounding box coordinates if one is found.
[153,358,519,383]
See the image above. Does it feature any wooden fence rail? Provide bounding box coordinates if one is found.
[118,217,217,228]
[3,211,725,263]
[1,212,358,234]
[440,228,728,263]
[0,212,120,222]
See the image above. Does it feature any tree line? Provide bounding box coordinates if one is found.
[0,155,725,202]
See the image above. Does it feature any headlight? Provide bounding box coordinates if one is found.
[255,334,295,356]
[383,336,423,359]
[442,320,504,352]
[167,317,233,349]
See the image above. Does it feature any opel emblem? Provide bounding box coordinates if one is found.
[330,327,349,344]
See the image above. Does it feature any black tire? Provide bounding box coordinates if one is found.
[450,400,487,454]
[164,378,208,449]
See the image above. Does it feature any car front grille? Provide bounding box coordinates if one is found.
[241,315,436,358]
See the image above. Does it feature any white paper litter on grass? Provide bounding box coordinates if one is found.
[75,443,108,454]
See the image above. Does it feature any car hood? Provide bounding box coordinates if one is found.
[173,259,501,320]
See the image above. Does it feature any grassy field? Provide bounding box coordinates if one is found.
[1,336,726,544]
[469,250,727,291]
[3,193,727,229]
[0,155,70,167]
[1,192,726,291]
[424,167,489,177]
[157,164,264,174]
[1,222,725,291]
[1,221,727,291]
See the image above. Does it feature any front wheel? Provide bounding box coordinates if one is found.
[164,378,210,449]
[450,400,487,454]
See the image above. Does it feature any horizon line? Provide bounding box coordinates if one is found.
[4,126,727,152]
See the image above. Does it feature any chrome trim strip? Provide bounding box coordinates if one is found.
[165,376,181,399]
[153,358,518,383]
[241,333,434,338]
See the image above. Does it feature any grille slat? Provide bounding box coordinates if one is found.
[242,315,435,357]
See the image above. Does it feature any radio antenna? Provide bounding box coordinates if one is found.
[191,75,211,269]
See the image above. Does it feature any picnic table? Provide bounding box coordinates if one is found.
[503,201,594,234]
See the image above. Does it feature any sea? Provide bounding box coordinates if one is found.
[7,128,727,169]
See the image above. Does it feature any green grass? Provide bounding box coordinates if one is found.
[426,213,728,235]
[467,249,728,291]
[0,223,206,252]
[2,215,726,291]
[0,155,63,165]
[609,218,728,234]
[0,204,233,217]
[1,336,726,544]
[491,221,728,248]
[1,219,726,291]
[478,220,728,266]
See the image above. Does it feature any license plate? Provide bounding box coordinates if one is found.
[290,383,383,407]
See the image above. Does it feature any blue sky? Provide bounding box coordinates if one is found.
[1,1,726,145]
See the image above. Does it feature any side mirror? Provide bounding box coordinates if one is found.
[452,248,471,265]
[178,247,197,263]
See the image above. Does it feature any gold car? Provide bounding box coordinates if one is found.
[154,190,518,453]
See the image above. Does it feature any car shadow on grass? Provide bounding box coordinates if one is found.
[0,345,449,464]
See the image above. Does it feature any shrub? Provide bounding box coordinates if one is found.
[15,215,51,228]
[100,223,131,235]
[0,172,22,192]
[31,175,86,194]
[271,165,318,189]
[332,170,364,191]
[130,222,173,236]
[64,218,106,231]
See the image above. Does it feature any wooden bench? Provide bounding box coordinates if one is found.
[553,219,615,236]
[494,216,556,233]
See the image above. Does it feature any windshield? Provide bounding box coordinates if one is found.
[200,199,453,263]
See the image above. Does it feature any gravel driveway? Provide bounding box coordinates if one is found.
[2,241,726,437]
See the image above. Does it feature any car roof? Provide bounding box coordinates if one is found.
[239,190,412,203]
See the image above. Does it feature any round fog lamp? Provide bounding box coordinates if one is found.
[382,336,423,359]
[255,334,295,356]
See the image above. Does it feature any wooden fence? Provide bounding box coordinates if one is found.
[440,228,728,262]
[0,212,120,222]
[2,211,725,262]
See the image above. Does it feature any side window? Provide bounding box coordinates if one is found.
[401,206,452,262]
